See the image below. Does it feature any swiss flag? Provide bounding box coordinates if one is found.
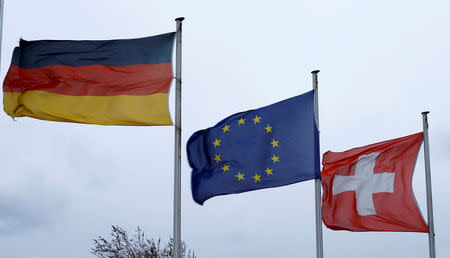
[321,133,428,232]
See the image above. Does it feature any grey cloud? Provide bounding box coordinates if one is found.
[0,184,67,235]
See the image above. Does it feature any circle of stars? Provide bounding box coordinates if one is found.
[211,114,280,183]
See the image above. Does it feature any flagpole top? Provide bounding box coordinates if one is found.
[175,17,185,22]
[422,111,430,115]
[311,70,320,74]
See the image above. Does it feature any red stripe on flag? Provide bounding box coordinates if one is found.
[3,63,172,96]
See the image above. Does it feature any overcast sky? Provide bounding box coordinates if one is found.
[0,0,449,257]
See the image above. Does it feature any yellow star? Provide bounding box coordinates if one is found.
[236,172,245,181]
[265,124,272,133]
[253,115,261,124]
[265,168,273,175]
[271,154,280,163]
[222,165,230,172]
[238,118,245,125]
[270,139,279,148]
[222,125,230,132]
[253,173,261,182]
[213,139,221,147]
[214,154,221,163]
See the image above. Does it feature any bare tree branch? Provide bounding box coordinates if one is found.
[91,226,196,258]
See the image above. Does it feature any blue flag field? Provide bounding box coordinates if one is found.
[187,90,320,205]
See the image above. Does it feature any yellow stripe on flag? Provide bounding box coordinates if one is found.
[3,91,172,126]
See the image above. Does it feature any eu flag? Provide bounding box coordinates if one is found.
[187,90,320,205]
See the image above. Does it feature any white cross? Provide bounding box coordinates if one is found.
[332,152,395,216]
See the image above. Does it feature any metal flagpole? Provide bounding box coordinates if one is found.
[173,17,184,258]
[421,111,436,258]
[312,70,323,258]
[0,0,5,72]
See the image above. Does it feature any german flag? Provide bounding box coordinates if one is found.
[3,32,175,126]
